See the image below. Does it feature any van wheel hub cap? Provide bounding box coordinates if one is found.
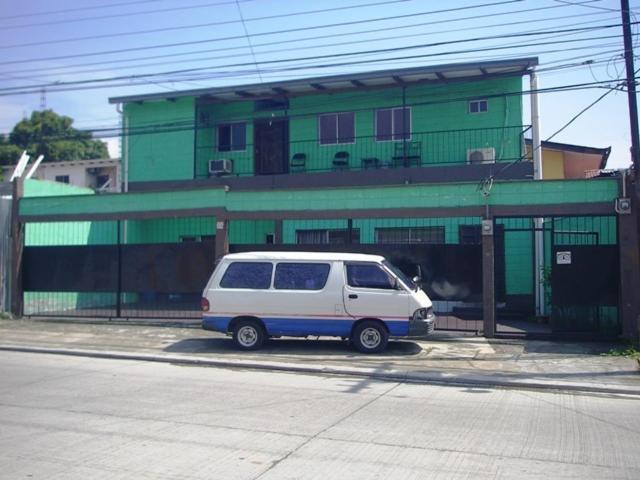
[238,326,257,346]
[360,328,381,348]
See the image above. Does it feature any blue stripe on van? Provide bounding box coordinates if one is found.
[202,315,409,337]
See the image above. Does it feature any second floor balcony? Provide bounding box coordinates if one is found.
[198,125,530,175]
[131,125,534,192]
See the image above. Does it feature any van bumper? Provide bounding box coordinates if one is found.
[407,314,436,337]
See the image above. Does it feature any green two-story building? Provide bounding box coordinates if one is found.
[15,57,637,339]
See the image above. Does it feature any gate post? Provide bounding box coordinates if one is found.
[215,217,229,262]
[482,217,496,337]
[618,206,640,341]
[10,177,24,317]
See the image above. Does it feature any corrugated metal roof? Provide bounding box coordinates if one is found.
[109,57,538,104]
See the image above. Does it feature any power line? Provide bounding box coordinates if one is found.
[0,0,531,65]
[0,0,259,29]
[0,23,626,94]
[546,88,617,141]
[0,0,164,21]
[60,50,623,132]
[0,9,615,79]
[0,0,423,49]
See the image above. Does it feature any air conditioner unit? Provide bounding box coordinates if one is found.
[467,147,496,164]
[208,158,233,175]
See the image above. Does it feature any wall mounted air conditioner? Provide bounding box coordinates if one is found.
[209,158,233,175]
[466,147,496,164]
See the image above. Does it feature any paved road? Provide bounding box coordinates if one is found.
[1,351,639,480]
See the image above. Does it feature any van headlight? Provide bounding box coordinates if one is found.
[413,307,434,321]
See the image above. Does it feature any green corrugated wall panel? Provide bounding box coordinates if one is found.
[125,97,195,182]
[552,216,617,245]
[20,179,620,218]
[125,217,215,244]
[229,220,275,244]
[504,230,534,295]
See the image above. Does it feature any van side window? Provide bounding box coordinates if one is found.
[274,263,331,290]
[346,263,395,290]
[220,262,273,289]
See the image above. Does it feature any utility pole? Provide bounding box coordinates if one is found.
[621,0,640,343]
[621,0,640,184]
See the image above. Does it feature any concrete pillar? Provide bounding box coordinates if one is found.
[482,218,496,337]
[215,218,229,262]
[10,178,24,317]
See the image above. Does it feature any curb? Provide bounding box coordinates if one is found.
[2,344,639,397]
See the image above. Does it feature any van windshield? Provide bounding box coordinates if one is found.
[382,260,416,290]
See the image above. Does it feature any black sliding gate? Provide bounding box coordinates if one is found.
[22,218,216,319]
[22,216,485,331]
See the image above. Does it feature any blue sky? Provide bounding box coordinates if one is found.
[0,0,638,168]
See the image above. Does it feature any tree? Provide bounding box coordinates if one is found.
[0,110,109,165]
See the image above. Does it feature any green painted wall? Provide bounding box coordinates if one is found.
[20,178,619,218]
[125,97,195,182]
[130,76,523,180]
[125,217,215,244]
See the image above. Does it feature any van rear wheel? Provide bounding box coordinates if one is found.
[352,321,388,353]
[232,319,265,350]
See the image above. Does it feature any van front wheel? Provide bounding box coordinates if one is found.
[352,321,388,353]
[232,319,265,350]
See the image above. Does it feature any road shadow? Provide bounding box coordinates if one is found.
[164,337,423,357]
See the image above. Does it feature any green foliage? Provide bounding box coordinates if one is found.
[0,110,108,165]
[602,343,640,359]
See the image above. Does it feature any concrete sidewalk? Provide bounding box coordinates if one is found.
[1,318,638,395]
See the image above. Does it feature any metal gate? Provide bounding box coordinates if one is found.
[494,215,620,338]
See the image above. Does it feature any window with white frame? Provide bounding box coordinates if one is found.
[375,107,411,141]
[217,122,246,152]
[54,175,70,184]
[468,99,488,114]
[318,112,355,145]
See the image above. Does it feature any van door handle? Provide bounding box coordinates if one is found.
[348,294,358,299]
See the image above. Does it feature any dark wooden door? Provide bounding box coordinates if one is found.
[254,119,289,175]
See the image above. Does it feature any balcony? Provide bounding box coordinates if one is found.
[132,126,533,193]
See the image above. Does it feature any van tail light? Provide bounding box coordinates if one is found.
[201,297,210,312]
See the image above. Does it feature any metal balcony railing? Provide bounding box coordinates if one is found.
[196,125,531,179]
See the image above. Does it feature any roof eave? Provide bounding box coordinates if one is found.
[109,57,538,105]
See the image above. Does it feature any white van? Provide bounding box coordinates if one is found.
[201,251,435,353]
